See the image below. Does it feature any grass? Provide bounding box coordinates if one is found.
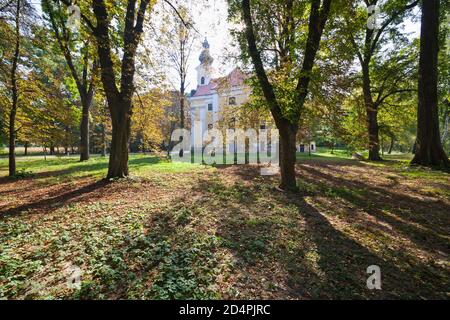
[0,151,449,299]
[0,154,206,183]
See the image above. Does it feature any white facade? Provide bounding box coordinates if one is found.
[187,39,316,154]
[188,39,249,151]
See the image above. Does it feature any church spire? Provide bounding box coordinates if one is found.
[199,37,213,65]
[202,38,210,49]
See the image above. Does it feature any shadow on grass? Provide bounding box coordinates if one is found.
[75,199,226,300]
[0,180,108,218]
[299,165,449,255]
[0,156,164,187]
[2,159,448,299]
[196,165,449,298]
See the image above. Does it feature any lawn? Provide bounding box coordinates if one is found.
[0,152,449,299]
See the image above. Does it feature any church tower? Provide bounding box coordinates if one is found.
[196,38,214,87]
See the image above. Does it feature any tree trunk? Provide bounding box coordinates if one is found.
[180,92,185,129]
[179,91,185,158]
[79,88,94,161]
[279,124,298,191]
[79,104,90,161]
[366,108,382,161]
[441,99,449,144]
[8,119,16,176]
[411,0,449,167]
[101,123,106,157]
[388,136,394,154]
[24,141,28,156]
[362,61,382,161]
[107,103,131,179]
[8,0,20,177]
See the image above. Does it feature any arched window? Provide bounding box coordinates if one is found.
[201,77,205,85]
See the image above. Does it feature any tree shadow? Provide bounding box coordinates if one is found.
[298,165,449,255]
[2,159,447,299]
[0,156,164,187]
[76,196,227,300]
[200,165,449,298]
[0,180,108,218]
[286,194,448,299]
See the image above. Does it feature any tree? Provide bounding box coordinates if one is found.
[343,0,419,161]
[131,89,168,153]
[19,25,81,156]
[411,0,449,167]
[7,0,20,176]
[42,0,97,161]
[59,0,155,178]
[158,4,197,131]
[90,94,111,156]
[0,0,34,176]
[231,0,332,190]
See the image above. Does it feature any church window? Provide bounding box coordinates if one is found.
[201,77,205,85]
[229,97,236,105]
[229,117,236,129]
[208,103,213,111]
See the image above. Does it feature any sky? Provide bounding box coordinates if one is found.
[162,0,421,91]
[31,0,421,92]
[163,0,237,91]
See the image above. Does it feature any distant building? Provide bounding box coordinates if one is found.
[297,142,316,153]
[187,39,315,153]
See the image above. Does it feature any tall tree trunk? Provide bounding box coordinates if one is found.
[107,103,131,178]
[8,0,20,177]
[180,92,185,129]
[78,59,95,162]
[388,135,394,154]
[179,89,185,157]
[366,108,382,160]
[279,125,298,191]
[79,104,90,161]
[411,0,449,167]
[440,99,449,145]
[101,123,106,157]
[241,0,331,191]
[92,0,152,179]
[362,62,382,161]
[24,141,28,156]
[8,117,16,176]
[45,5,96,162]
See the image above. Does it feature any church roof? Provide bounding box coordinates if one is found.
[192,68,248,98]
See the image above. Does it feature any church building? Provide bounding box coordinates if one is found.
[187,39,316,154]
